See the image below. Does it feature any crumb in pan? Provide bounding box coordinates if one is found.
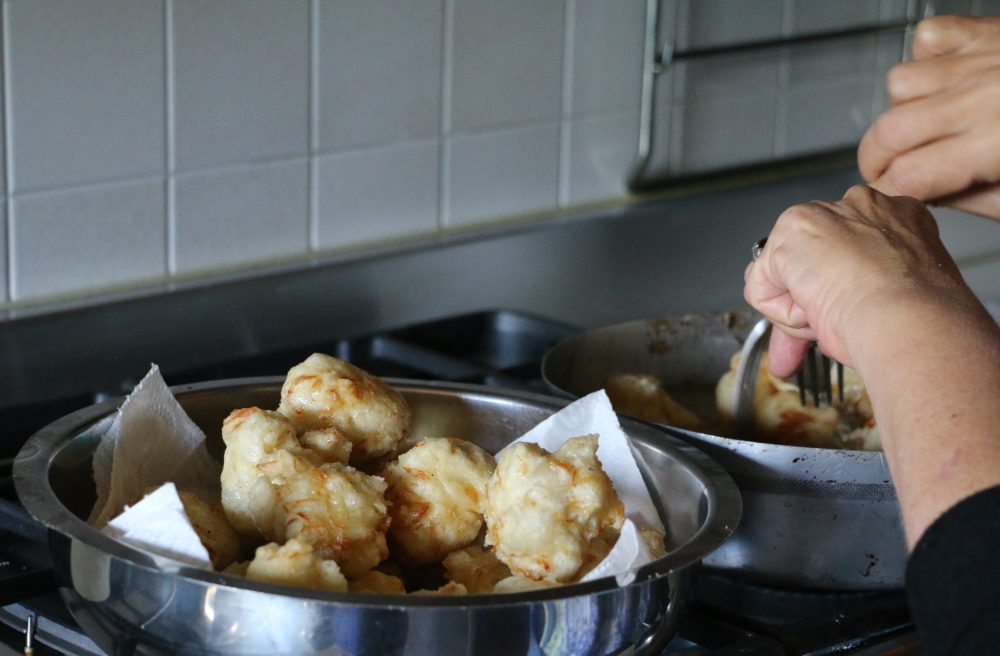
[442,545,511,593]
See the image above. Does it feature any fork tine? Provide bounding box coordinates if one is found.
[808,344,821,406]
[796,366,806,406]
[837,360,844,404]
[822,353,832,404]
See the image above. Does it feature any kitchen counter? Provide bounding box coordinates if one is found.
[0,163,864,410]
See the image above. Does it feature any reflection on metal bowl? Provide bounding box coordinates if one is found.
[542,311,907,590]
[14,378,740,656]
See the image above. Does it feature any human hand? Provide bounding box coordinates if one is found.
[744,185,968,378]
[858,15,1000,219]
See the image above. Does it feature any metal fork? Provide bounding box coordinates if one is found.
[797,342,844,407]
[733,318,844,437]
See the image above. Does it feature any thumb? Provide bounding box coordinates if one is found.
[767,329,810,378]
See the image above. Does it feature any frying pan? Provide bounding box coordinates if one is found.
[14,378,740,655]
[542,311,906,590]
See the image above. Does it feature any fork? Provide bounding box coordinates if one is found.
[733,318,844,438]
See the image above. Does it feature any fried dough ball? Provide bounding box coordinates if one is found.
[484,435,625,583]
[442,545,511,593]
[412,581,468,596]
[299,427,353,464]
[716,352,880,450]
[258,450,390,578]
[575,531,616,580]
[244,539,348,592]
[220,407,320,538]
[639,527,667,558]
[348,570,407,595]
[492,575,557,593]
[277,354,411,464]
[604,374,702,431]
[382,438,496,565]
[221,560,249,577]
[177,490,242,570]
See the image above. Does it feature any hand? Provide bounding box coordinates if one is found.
[857,15,1000,219]
[744,185,967,377]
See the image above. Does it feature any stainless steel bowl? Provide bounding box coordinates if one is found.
[542,312,907,590]
[14,378,741,655]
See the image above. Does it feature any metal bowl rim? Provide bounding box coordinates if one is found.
[14,376,741,608]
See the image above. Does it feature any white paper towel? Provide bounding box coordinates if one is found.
[88,365,221,528]
[507,389,664,586]
[102,482,213,570]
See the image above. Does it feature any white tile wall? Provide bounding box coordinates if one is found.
[449,0,564,133]
[9,180,166,300]
[4,0,165,192]
[445,124,560,227]
[568,0,645,118]
[565,113,640,205]
[0,0,970,308]
[170,0,310,171]
[172,160,309,274]
[315,140,439,249]
[316,0,444,152]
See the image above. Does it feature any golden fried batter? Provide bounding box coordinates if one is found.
[382,437,496,565]
[604,373,702,430]
[442,545,511,593]
[492,575,557,593]
[348,570,407,594]
[258,450,390,578]
[716,352,881,449]
[484,435,624,583]
[220,407,319,538]
[278,354,411,464]
[177,490,242,570]
[244,538,348,592]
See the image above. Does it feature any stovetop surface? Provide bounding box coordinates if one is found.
[0,309,919,655]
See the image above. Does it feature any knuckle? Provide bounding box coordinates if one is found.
[886,63,916,101]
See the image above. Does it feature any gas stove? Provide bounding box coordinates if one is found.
[0,309,919,655]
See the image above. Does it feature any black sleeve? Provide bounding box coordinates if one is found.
[905,484,1000,655]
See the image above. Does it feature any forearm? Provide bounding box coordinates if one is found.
[848,290,1000,549]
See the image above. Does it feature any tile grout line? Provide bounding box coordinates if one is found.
[308,0,320,252]
[2,1,14,301]
[164,0,177,275]
[438,0,453,229]
[557,0,575,208]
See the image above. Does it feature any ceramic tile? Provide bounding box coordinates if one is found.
[878,0,909,21]
[782,78,872,156]
[449,0,564,133]
[786,0,880,34]
[171,0,309,171]
[10,180,166,300]
[172,159,308,274]
[4,0,164,192]
[933,0,974,15]
[979,0,1000,15]
[565,113,640,205]
[675,51,780,102]
[787,37,877,86]
[444,123,560,226]
[316,0,443,152]
[569,0,645,118]
[670,96,777,174]
[674,0,783,50]
[315,140,438,249]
